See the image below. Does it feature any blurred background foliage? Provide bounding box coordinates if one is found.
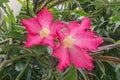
[0,0,120,80]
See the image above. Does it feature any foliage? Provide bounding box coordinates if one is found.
[0,0,120,80]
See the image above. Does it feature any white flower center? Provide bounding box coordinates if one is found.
[63,36,74,48]
[40,28,50,38]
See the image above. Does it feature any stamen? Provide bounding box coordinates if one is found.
[40,28,50,38]
[63,36,74,48]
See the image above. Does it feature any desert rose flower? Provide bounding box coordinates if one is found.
[21,7,66,48]
[52,17,103,71]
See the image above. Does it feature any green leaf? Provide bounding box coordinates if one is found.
[78,69,90,80]
[93,0,106,8]
[16,15,31,20]
[0,54,6,58]
[116,65,120,80]
[17,0,25,7]
[78,0,87,3]
[4,15,10,23]
[73,10,89,16]
[110,8,120,20]
[15,58,31,80]
[63,65,78,80]
[26,69,31,80]
[4,3,16,24]
[30,45,47,55]
[36,55,49,68]
[1,44,32,53]
[0,0,9,3]
[110,1,120,6]
[15,62,24,71]
[0,31,26,41]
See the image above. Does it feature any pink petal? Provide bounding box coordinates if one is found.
[50,21,68,36]
[24,34,43,48]
[52,45,70,71]
[79,17,91,31]
[56,30,66,43]
[21,18,41,34]
[68,45,93,70]
[74,31,103,50]
[37,7,53,28]
[41,21,68,48]
[68,21,79,30]
[42,36,55,48]
[68,21,79,35]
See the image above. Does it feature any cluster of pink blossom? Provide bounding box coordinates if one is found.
[21,7,103,71]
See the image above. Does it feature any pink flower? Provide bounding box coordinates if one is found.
[21,7,66,48]
[52,17,103,71]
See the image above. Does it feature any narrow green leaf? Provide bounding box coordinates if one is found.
[0,54,6,58]
[16,15,31,20]
[30,45,47,54]
[2,44,32,53]
[110,8,120,20]
[4,3,16,24]
[0,0,9,3]
[116,65,120,80]
[63,65,78,80]
[93,0,105,8]
[15,58,31,80]
[73,10,89,16]
[78,69,89,80]
[0,31,26,41]
[17,0,25,7]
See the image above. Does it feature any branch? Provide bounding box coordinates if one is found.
[98,43,120,51]
[92,55,120,64]
[0,54,35,72]
[0,39,9,45]
[90,43,120,55]
[103,37,115,43]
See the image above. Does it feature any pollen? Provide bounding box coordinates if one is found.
[63,36,74,48]
[40,28,50,38]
